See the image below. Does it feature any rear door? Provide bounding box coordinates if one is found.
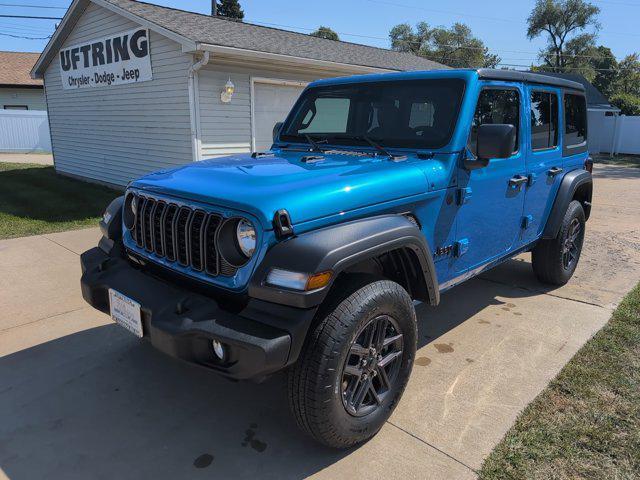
[453,84,527,276]
[252,80,306,151]
[522,87,563,244]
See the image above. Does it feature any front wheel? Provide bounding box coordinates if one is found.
[287,279,417,448]
[532,200,586,285]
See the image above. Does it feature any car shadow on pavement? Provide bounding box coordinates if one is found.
[0,259,550,480]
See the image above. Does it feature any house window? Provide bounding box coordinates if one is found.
[4,105,28,110]
[530,91,558,151]
[469,88,520,156]
[564,94,587,147]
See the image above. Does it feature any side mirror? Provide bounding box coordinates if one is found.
[476,123,516,161]
[273,122,283,143]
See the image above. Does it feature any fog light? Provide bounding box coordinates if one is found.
[212,339,226,361]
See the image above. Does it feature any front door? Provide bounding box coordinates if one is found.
[522,88,563,245]
[453,85,527,277]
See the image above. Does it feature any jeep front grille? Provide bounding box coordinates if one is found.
[131,195,237,277]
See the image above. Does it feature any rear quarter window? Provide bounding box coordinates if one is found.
[563,93,587,155]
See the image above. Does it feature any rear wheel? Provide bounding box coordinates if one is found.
[287,279,416,448]
[532,200,586,285]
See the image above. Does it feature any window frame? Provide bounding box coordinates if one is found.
[469,85,522,158]
[529,88,560,153]
[279,78,467,150]
[562,90,588,157]
[3,105,28,110]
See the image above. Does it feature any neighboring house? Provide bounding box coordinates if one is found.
[31,0,446,187]
[535,72,620,154]
[0,51,46,110]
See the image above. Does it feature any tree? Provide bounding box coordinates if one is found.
[214,0,244,21]
[527,0,600,71]
[588,46,618,97]
[389,22,501,68]
[610,93,640,116]
[310,26,339,41]
[614,53,640,96]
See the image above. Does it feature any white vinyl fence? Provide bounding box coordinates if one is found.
[0,110,51,153]
[588,112,640,155]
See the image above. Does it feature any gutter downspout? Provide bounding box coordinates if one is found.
[188,51,210,162]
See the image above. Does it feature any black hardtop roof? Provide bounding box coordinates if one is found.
[477,69,585,92]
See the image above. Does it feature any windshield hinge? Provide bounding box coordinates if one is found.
[416,151,435,160]
[456,187,472,205]
[251,151,274,158]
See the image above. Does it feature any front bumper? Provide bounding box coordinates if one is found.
[80,244,317,381]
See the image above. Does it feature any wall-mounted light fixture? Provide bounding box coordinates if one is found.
[220,78,235,103]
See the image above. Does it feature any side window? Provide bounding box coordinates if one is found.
[564,94,587,147]
[530,91,559,151]
[469,89,520,156]
[298,97,350,134]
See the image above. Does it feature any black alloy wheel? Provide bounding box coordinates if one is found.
[341,314,404,417]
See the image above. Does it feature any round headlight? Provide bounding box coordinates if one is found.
[123,193,136,230]
[236,218,256,258]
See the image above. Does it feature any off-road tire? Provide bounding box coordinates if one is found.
[532,200,586,285]
[287,279,417,448]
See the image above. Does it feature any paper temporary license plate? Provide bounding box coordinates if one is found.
[108,288,143,338]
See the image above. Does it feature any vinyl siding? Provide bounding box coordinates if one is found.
[43,2,193,187]
[0,88,46,111]
[197,60,345,158]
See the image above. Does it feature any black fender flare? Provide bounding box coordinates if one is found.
[100,195,124,241]
[542,169,592,239]
[248,215,439,309]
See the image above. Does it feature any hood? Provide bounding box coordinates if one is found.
[131,151,430,229]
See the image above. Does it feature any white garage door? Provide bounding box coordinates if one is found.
[253,81,306,151]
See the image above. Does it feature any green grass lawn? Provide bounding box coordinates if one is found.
[594,154,640,168]
[0,162,120,239]
[480,282,640,479]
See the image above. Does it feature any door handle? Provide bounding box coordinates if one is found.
[547,166,563,176]
[508,175,528,188]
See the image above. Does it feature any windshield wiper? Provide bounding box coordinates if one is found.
[335,134,406,161]
[359,135,392,157]
[303,134,327,153]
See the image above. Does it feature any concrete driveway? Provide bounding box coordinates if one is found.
[1,164,638,480]
[0,153,53,165]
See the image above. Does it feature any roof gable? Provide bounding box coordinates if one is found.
[33,0,446,78]
[534,72,617,109]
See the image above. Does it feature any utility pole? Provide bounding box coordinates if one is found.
[211,0,217,16]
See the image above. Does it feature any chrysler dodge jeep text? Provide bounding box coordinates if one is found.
[81,69,593,448]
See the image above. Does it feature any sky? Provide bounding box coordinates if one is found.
[1,0,639,68]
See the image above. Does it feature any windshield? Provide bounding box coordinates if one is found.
[280,79,466,150]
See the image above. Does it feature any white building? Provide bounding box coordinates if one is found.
[31,0,445,187]
[0,51,46,110]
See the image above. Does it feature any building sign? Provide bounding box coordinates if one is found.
[59,28,152,90]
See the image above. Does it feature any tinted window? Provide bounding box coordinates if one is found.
[564,94,587,147]
[409,101,435,128]
[299,98,350,134]
[281,79,466,149]
[531,91,558,150]
[469,89,520,156]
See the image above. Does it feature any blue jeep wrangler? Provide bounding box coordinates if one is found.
[81,69,592,448]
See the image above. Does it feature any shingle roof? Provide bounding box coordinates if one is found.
[101,0,446,71]
[0,51,43,87]
[534,72,617,109]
